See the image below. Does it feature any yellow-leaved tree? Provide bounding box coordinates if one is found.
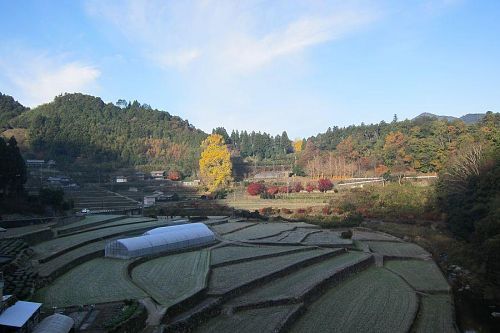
[199,134,232,192]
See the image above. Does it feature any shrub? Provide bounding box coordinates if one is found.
[341,230,353,239]
[259,207,274,215]
[279,186,291,194]
[296,208,306,214]
[322,206,331,215]
[167,170,182,181]
[293,183,303,193]
[318,178,333,192]
[305,184,316,192]
[281,208,292,214]
[247,182,266,195]
[267,186,279,195]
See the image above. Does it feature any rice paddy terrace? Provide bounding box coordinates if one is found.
[6,215,456,332]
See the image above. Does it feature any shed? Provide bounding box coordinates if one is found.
[33,314,74,333]
[105,223,216,259]
[0,300,42,332]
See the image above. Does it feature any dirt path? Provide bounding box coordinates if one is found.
[140,298,167,332]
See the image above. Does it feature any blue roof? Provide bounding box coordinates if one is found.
[0,300,42,327]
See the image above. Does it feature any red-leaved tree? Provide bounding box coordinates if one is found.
[317,178,333,192]
[167,170,182,181]
[247,182,266,196]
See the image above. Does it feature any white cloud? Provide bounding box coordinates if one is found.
[0,50,100,107]
[153,49,201,69]
[86,0,379,73]
[83,0,381,136]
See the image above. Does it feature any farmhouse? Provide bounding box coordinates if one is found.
[104,223,216,259]
[143,196,156,207]
[115,176,128,183]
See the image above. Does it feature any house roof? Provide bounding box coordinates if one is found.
[0,300,42,328]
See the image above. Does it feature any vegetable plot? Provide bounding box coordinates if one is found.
[131,250,210,307]
[290,267,418,333]
[385,259,450,292]
[196,304,302,333]
[34,258,146,308]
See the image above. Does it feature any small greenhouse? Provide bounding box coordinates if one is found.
[105,223,216,259]
[32,314,74,333]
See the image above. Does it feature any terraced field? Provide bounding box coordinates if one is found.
[364,241,430,258]
[32,218,160,260]
[132,250,210,307]
[302,230,353,246]
[36,238,115,278]
[385,259,450,292]
[225,223,316,241]
[55,215,125,234]
[196,304,302,333]
[34,258,147,307]
[210,245,306,266]
[290,267,418,333]
[210,222,257,235]
[24,219,455,331]
[414,295,457,333]
[352,230,401,242]
[228,251,370,308]
[257,228,320,244]
[208,248,336,295]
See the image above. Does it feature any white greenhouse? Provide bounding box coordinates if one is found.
[143,222,209,235]
[33,314,74,333]
[105,223,216,259]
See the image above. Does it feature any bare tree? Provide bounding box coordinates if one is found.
[443,144,483,192]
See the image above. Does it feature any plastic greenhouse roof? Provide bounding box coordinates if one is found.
[110,224,215,252]
[144,222,211,235]
[33,313,74,333]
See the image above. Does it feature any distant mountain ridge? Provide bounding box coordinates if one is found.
[413,112,487,124]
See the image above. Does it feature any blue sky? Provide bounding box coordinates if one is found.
[0,0,499,138]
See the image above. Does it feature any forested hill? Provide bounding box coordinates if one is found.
[8,93,207,175]
[303,112,499,175]
[0,92,28,129]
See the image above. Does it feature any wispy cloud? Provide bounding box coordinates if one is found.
[0,48,100,107]
[86,0,379,73]
[84,0,381,135]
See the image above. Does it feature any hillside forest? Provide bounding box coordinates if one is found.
[1,92,498,181]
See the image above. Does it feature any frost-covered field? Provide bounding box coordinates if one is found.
[30,218,455,332]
